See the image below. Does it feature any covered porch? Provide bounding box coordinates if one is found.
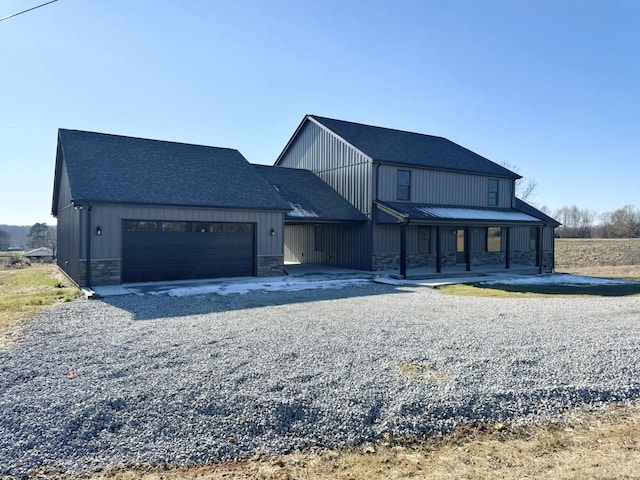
[374,201,554,279]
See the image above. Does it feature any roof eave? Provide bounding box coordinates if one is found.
[68,199,292,212]
[373,158,521,179]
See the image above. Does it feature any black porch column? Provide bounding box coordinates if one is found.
[400,222,407,279]
[464,226,471,271]
[435,226,442,273]
[505,227,511,269]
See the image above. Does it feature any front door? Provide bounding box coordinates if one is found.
[456,229,466,264]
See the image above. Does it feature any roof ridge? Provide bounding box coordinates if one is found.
[309,114,445,140]
[58,128,239,152]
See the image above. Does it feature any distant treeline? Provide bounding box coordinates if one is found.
[0,225,31,249]
[541,204,640,238]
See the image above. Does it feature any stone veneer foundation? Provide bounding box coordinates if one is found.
[373,250,554,273]
[257,255,284,277]
[79,259,122,286]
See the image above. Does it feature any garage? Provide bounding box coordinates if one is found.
[122,220,255,283]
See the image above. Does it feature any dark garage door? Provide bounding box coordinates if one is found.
[122,220,255,283]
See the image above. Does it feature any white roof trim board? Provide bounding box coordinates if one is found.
[415,206,539,222]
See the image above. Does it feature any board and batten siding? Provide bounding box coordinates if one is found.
[87,205,284,260]
[377,164,514,208]
[278,120,373,215]
[285,223,371,270]
[55,162,82,283]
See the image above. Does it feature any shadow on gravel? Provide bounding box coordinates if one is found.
[102,283,410,321]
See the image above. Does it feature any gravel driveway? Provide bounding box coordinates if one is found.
[1,283,640,476]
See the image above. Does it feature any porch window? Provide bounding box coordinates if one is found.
[397,170,411,201]
[529,227,538,250]
[418,226,431,253]
[488,179,499,206]
[487,227,502,252]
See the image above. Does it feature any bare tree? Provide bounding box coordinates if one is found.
[499,161,538,203]
[600,205,640,238]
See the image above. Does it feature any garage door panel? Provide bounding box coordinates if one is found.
[122,221,255,283]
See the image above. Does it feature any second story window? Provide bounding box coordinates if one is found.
[397,169,411,201]
[488,178,499,206]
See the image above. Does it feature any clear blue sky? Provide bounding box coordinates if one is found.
[1,0,638,226]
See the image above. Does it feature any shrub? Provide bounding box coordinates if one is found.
[6,257,31,269]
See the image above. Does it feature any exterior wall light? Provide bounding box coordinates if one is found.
[270,228,276,237]
[96,226,102,236]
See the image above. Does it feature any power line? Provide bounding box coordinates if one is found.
[0,0,60,22]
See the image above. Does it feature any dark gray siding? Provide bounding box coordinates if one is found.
[377,165,514,208]
[277,120,373,215]
[55,162,82,284]
[284,223,371,270]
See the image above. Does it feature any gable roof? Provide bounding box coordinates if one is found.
[284,115,520,179]
[253,165,367,222]
[52,129,290,215]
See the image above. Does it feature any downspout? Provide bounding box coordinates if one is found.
[374,161,382,202]
[86,204,92,288]
[373,161,382,271]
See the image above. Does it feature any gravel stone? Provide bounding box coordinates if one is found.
[1,284,640,476]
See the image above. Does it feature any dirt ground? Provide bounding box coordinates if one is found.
[555,238,640,269]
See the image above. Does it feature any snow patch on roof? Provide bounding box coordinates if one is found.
[287,203,319,218]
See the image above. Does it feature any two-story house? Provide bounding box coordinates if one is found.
[275,115,559,277]
[52,116,558,287]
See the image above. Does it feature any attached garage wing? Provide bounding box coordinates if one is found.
[122,220,255,283]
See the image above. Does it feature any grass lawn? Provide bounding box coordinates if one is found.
[0,263,79,350]
[436,277,640,297]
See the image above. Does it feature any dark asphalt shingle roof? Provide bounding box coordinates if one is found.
[514,198,561,225]
[254,165,367,222]
[309,115,520,178]
[55,129,291,212]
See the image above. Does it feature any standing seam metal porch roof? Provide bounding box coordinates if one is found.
[307,115,521,178]
[53,129,291,214]
[376,201,544,224]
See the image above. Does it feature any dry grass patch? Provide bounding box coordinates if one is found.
[398,361,453,382]
[67,404,640,480]
[0,263,79,350]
